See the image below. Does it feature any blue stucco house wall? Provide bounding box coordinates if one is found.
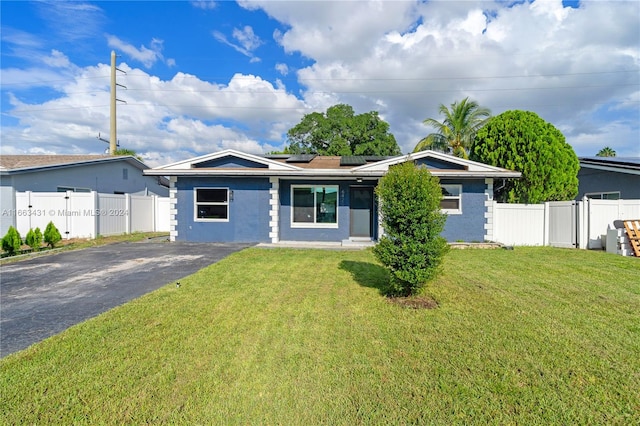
[577,157,640,200]
[174,176,271,243]
[440,179,487,243]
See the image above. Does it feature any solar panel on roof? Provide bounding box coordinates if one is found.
[340,156,367,166]
[286,154,317,163]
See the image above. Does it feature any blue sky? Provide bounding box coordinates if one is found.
[1,0,639,166]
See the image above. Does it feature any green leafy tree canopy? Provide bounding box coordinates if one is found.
[285,104,401,156]
[373,162,449,296]
[470,110,579,204]
[114,148,143,161]
[414,97,491,159]
[596,147,616,157]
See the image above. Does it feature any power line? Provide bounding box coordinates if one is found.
[1,69,637,88]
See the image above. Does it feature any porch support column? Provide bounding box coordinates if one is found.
[269,177,279,243]
[483,178,494,242]
[169,176,178,242]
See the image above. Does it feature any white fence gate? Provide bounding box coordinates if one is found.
[14,191,169,239]
[492,198,640,252]
[548,201,578,249]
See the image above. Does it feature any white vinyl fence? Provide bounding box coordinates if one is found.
[491,198,640,253]
[14,191,169,239]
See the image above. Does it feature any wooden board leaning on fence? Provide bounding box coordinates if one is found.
[623,220,640,257]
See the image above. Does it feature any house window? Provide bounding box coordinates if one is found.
[584,192,620,200]
[194,188,229,221]
[57,186,91,193]
[441,184,462,214]
[123,168,128,180]
[291,185,338,227]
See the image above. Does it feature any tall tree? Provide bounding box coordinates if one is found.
[286,104,401,156]
[596,147,616,157]
[470,110,579,204]
[413,97,491,158]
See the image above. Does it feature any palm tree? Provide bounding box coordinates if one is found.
[596,147,616,157]
[414,97,491,158]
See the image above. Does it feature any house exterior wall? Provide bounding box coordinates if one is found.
[278,179,378,242]
[170,177,487,244]
[174,176,271,243]
[0,162,168,196]
[440,179,487,242]
[577,168,640,199]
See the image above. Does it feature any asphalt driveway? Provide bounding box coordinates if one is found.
[0,240,251,357]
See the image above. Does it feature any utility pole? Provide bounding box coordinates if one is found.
[109,50,127,155]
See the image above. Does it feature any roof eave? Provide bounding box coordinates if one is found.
[144,168,521,179]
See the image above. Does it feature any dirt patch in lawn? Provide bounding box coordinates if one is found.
[388,295,439,309]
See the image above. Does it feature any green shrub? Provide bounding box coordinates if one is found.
[373,162,449,296]
[44,221,62,248]
[2,226,23,255]
[25,227,43,251]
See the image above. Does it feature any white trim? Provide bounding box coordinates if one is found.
[440,184,462,215]
[269,177,280,243]
[484,178,494,242]
[169,177,177,242]
[584,191,621,200]
[193,187,230,222]
[290,184,339,229]
[352,150,517,173]
[150,149,303,171]
[579,162,640,176]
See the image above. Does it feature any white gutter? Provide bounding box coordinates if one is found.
[143,168,521,179]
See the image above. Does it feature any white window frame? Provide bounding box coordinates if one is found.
[194,187,229,222]
[291,184,339,228]
[440,184,462,215]
[57,186,91,193]
[584,191,620,200]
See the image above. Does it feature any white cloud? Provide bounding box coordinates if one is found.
[250,0,640,157]
[106,35,166,68]
[212,25,263,61]
[190,0,217,11]
[1,59,308,164]
[275,63,289,76]
[42,50,73,69]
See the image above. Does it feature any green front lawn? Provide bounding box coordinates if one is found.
[1,247,638,424]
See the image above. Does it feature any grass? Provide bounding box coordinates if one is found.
[1,247,638,424]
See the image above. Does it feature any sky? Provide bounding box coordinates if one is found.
[1,0,639,167]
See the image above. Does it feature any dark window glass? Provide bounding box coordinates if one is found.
[197,204,228,220]
[197,189,227,203]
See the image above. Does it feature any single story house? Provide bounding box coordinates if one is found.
[577,157,640,200]
[0,155,169,235]
[144,149,520,245]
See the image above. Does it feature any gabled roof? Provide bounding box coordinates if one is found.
[0,155,150,174]
[579,157,640,176]
[145,149,521,179]
[353,150,514,174]
[152,149,302,171]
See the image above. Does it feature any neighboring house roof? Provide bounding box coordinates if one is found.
[0,154,169,187]
[144,149,521,179]
[579,157,640,176]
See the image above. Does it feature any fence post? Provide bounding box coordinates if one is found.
[90,191,98,239]
[152,195,157,232]
[543,202,550,246]
[125,194,131,234]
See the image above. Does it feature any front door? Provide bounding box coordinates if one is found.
[350,187,373,238]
